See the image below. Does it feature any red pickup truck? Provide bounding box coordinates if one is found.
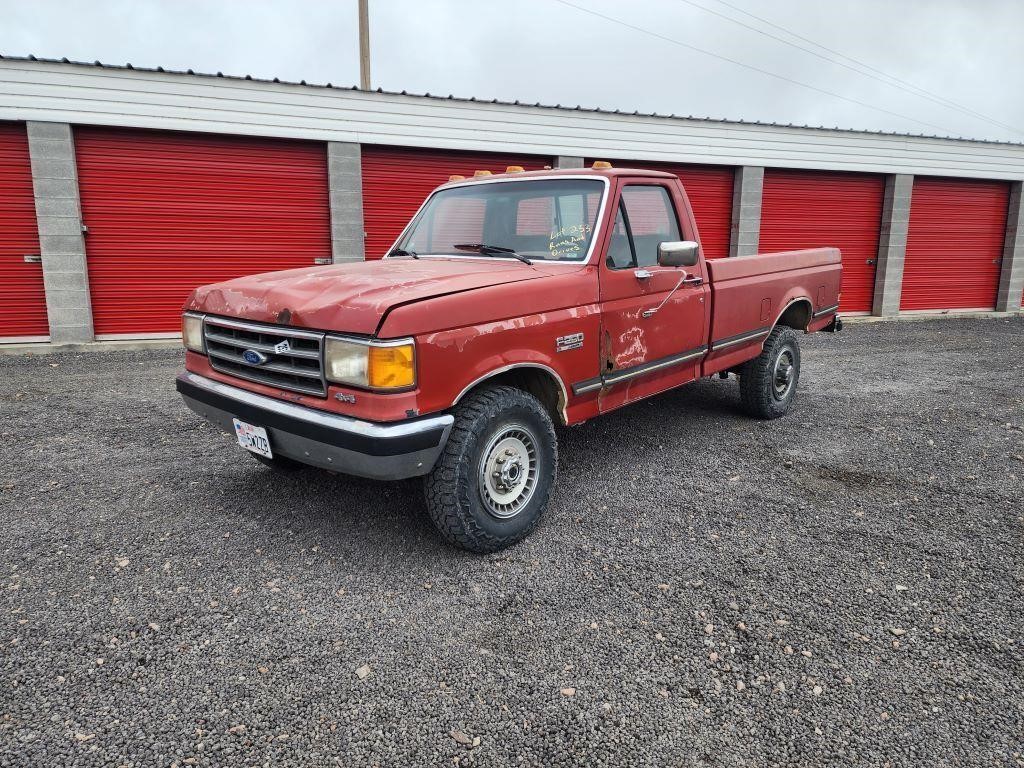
[177,164,841,552]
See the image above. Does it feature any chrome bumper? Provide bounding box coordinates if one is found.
[176,372,453,481]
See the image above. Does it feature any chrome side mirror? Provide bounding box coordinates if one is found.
[657,240,700,267]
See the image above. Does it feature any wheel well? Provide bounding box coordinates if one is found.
[458,367,567,425]
[776,299,812,331]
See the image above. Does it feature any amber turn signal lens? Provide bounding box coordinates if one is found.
[368,343,415,389]
[592,160,612,169]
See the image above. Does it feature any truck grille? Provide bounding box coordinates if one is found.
[204,316,327,397]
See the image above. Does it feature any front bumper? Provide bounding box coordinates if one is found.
[176,372,453,480]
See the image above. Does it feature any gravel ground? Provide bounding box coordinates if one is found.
[1,316,1022,767]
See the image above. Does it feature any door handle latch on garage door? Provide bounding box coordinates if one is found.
[866,259,876,265]
[23,254,42,263]
[313,258,333,265]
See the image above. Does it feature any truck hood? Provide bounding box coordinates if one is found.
[185,257,552,336]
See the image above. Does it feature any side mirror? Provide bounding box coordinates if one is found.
[657,240,700,268]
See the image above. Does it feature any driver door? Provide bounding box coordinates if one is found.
[596,182,708,412]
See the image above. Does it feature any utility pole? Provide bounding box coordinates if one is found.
[358,0,371,90]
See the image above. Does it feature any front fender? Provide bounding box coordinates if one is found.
[414,307,602,421]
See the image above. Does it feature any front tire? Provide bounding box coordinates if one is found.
[739,326,801,419]
[424,385,557,553]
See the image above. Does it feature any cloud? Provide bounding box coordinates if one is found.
[2,0,1021,142]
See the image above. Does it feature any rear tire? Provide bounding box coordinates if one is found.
[424,385,557,553]
[739,327,801,419]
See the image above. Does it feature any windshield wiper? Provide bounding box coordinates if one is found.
[388,248,419,259]
[453,243,532,265]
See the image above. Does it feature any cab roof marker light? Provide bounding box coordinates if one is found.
[505,165,525,173]
[592,160,613,169]
[448,174,466,182]
[473,170,492,177]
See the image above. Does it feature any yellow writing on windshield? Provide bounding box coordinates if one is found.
[549,224,592,259]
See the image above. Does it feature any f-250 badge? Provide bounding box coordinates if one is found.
[556,333,584,352]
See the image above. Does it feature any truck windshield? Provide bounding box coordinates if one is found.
[393,178,605,263]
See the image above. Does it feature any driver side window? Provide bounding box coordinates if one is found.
[622,185,681,268]
[605,185,681,270]
[606,204,634,269]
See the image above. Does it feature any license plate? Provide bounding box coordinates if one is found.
[232,418,272,458]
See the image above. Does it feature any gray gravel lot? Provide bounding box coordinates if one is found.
[1,316,1022,767]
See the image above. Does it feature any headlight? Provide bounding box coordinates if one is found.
[324,337,415,391]
[182,312,206,354]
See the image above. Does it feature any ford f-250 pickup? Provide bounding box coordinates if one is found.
[177,163,842,552]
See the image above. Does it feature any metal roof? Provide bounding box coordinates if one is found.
[2,52,1020,148]
[5,54,1024,180]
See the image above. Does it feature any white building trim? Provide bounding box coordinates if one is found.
[2,58,1024,180]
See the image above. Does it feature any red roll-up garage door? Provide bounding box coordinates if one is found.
[587,160,734,259]
[759,170,884,313]
[0,122,47,340]
[361,146,548,260]
[75,128,331,337]
[901,177,1009,311]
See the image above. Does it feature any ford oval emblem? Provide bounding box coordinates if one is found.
[242,349,268,365]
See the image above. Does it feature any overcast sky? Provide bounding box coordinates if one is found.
[3,0,1023,142]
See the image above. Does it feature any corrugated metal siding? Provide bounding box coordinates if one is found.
[5,61,1024,181]
[759,170,884,313]
[591,160,734,259]
[361,146,548,260]
[902,177,1009,311]
[74,127,331,335]
[0,121,47,338]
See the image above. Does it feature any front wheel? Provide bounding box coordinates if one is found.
[424,385,557,553]
[739,326,801,419]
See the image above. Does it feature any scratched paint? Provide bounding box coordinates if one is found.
[186,258,548,336]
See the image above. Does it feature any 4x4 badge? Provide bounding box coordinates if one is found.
[556,333,584,352]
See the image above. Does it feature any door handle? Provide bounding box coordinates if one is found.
[313,257,333,265]
[642,271,695,318]
[866,259,876,265]
[634,269,653,280]
[23,254,42,264]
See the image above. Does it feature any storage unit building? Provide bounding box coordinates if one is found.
[0,56,1022,344]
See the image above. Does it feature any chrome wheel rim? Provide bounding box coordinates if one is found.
[478,424,538,519]
[773,349,795,399]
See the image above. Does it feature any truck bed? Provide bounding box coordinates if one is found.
[702,247,842,375]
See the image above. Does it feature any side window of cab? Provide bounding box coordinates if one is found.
[606,185,681,269]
